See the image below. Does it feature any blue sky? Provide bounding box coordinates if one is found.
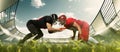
[16,0,104,34]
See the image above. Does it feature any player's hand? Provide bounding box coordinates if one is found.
[59,27,66,31]
[57,27,66,32]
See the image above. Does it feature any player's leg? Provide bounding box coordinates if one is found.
[19,33,33,43]
[19,20,37,43]
[88,37,99,44]
[71,30,76,40]
[78,22,89,41]
[33,29,43,40]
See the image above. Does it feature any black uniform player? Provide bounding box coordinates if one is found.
[19,14,62,43]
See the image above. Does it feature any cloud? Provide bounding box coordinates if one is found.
[68,0,80,2]
[0,12,15,20]
[16,26,29,34]
[10,12,15,16]
[15,17,29,34]
[81,0,104,24]
[59,12,76,18]
[68,0,73,2]
[84,7,97,15]
[0,12,7,19]
[32,16,43,20]
[15,17,24,24]
[82,7,97,24]
[10,12,16,19]
[20,0,24,2]
[83,0,103,15]
[43,29,73,38]
[31,0,45,8]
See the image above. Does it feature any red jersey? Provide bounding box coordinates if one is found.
[64,17,89,41]
[65,18,83,28]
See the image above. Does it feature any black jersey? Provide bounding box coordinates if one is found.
[27,16,54,28]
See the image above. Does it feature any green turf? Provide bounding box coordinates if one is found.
[0,28,120,52]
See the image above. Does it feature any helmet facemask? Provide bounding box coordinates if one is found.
[51,14,58,23]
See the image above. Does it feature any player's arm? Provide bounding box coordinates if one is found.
[60,26,66,30]
[71,30,76,40]
[72,22,82,34]
[46,22,62,33]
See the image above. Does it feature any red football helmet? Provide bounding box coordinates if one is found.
[58,15,67,25]
[58,15,67,20]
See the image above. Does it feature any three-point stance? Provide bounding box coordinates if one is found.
[58,15,89,42]
[19,14,63,43]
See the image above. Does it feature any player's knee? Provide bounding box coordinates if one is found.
[38,33,43,37]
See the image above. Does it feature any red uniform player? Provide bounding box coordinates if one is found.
[58,15,89,41]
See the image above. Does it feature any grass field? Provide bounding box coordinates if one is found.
[0,40,120,52]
